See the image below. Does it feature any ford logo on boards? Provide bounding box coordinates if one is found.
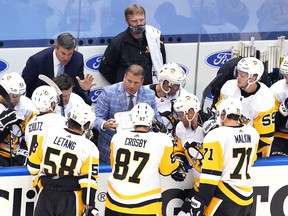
[205,50,231,68]
[89,88,103,103]
[85,55,102,72]
[178,64,189,75]
[0,59,8,73]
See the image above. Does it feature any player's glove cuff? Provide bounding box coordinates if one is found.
[190,195,205,216]
[171,161,187,182]
[152,119,167,133]
[203,119,219,135]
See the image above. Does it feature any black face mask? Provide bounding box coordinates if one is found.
[129,25,146,34]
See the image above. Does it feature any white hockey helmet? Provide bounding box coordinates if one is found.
[236,57,264,81]
[217,97,242,117]
[158,62,186,87]
[69,103,96,130]
[173,93,200,114]
[31,85,58,113]
[131,102,155,127]
[0,72,26,95]
[280,56,288,75]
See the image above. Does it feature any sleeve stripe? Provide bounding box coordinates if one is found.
[201,168,222,176]
[27,160,40,169]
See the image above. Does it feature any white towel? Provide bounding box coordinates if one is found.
[145,25,164,84]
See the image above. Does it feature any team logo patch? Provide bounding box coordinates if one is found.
[85,55,102,72]
[205,50,231,68]
[0,59,8,73]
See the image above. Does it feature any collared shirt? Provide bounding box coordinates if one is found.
[53,50,62,77]
[126,92,138,108]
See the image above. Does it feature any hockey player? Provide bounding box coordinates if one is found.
[27,103,99,216]
[53,74,86,117]
[216,57,275,157]
[188,97,259,216]
[105,102,186,215]
[147,61,187,134]
[173,92,204,179]
[25,85,67,151]
[206,56,269,108]
[173,93,213,215]
[0,72,38,166]
[269,56,288,156]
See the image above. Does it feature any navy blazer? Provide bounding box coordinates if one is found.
[22,47,89,103]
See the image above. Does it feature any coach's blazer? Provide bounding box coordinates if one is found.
[94,81,162,164]
[22,47,89,103]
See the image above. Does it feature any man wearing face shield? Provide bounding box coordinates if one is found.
[99,4,166,85]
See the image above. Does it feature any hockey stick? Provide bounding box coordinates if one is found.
[85,145,93,216]
[200,73,224,110]
[0,84,14,165]
[38,74,65,116]
[0,85,12,109]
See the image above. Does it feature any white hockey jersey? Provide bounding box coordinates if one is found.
[147,84,188,132]
[199,124,259,206]
[106,130,180,215]
[0,96,37,158]
[270,79,288,137]
[174,122,204,190]
[25,112,67,150]
[27,126,99,196]
[55,92,84,117]
[218,80,275,156]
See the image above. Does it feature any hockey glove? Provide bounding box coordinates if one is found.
[82,207,99,216]
[202,119,219,135]
[152,119,167,133]
[190,196,205,216]
[0,108,17,130]
[184,142,203,160]
[13,140,28,166]
[171,161,187,182]
[279,97,288,117]
[13,148,28,166]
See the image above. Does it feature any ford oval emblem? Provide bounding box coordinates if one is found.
[205,50,231,68]
[178,64,189,75]
[89,88,103,103]
[85,55,102,72]
[0,59,8,73]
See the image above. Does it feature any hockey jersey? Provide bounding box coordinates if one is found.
[270,79,288,139]
[106,130,179,215]
[198,125,259,207]
[174,122,204,191]
[217,80,275,156]
[27,126,99,208]
[25,112,67,150]
[148,84,188,133]
[0,96,37,158]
